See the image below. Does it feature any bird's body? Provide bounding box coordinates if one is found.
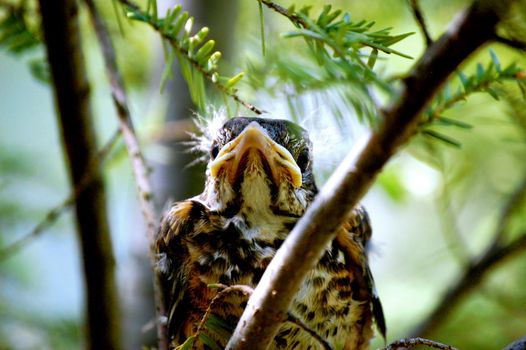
[156,117,384,350]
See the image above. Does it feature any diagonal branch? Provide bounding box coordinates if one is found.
[409,232,526,338]
[226,1,513,349]
[83,1,168,349]
[409,174,526,337]
[259,0,307,28]
[0,129,121,262]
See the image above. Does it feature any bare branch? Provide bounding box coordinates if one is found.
[494,34,526,51]
[226,1,513,349]
[0,129,120,262]
[411,175,526,337]
[83,1,168,348]
[409,231,526,338]
[383,337,458,350]
[408,0,433,46]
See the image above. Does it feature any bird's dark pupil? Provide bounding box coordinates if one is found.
[211,145,219,159]
[297,150,309,172]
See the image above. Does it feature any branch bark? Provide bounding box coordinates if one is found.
[383,337,458,350]
[38,1,121,349]
[83,1,168,348]
[226,1,512,349]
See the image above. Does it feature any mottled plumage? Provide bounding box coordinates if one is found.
[156,117,385,349]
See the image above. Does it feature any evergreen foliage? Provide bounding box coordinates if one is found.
[0,1,49,82]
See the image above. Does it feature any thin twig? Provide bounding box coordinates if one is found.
[408,0,433,46]
[494,34,526,51]
[195,284,254,338]
[0,129,121,262]
[226,1,513,349]
[410,231,526,338]
[383,337,458,350]
[259,0,307,28]
[83,1,168,349]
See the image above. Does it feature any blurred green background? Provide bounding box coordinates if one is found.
[1,0,525,349]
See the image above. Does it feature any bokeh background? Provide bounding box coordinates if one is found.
[1,0,525,349]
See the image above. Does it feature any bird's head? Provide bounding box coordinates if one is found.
[200,117,317,220]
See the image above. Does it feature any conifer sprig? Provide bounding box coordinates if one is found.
[122,0,262,114]
[421,50,526,146]
[0,1,49,82]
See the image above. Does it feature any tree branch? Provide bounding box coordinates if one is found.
[408,0,433,47]
[383,337,458,350]
[494,34,526,51]
[410,232,526,337]
[259,0,307,28]
[410,174,526,337]
[226,1,512,349]
[0,129,120,262]
[82,1,168,348]
[38,0,121,349]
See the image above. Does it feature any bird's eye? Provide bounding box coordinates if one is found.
[296,149,309,172]
[210,145,220,160]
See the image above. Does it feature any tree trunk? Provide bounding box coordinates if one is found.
[39,1,121,349]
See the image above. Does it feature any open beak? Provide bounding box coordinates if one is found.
[209,122,302,188]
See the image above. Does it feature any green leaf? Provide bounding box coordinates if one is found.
[28,58,50,84]
[195,40,215,64]
[184,16,194,37]
[476,63,484,82]
[198,333,222,350]
[485,87,500,100]
[126,10,149,22]
[490,49,501,73]
[457,71,469,89]
[160,44,175,93]
[175,336,195,350]
[378,169,407,202]
[205,315,234,340]
[367,48,378,69]
[224,72,245,89]
[436,116,472,129]
[423,130,462,148]
[171,11,189,36]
